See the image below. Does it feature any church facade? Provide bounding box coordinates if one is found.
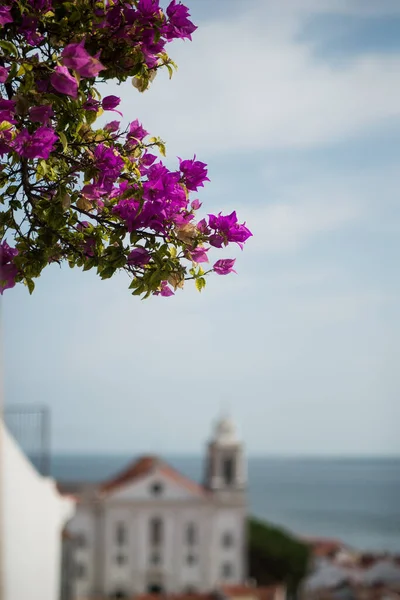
[67,417,247,599]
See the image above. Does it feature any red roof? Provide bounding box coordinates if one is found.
[99,455,206,497]
[134,595,214,600]
[300,536,344,557]
[220,585,280,600]
[133,588,280,600]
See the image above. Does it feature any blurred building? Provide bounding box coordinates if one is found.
[300,538,400,600]
[63,417,247,598]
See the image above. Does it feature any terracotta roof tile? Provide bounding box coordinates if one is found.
[220,584,280,600]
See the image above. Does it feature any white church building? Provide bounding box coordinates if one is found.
[66,417,248,599]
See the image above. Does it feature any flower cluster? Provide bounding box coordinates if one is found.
[0,0,251,297]
[0,241,18,294]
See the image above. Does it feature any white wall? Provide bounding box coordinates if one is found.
[1,422,75,600]
[209,507,247,588]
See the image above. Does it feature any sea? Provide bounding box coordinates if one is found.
[52,455,400,554]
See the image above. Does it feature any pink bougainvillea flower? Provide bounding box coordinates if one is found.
[51,66,78,98]
[29,104,54,124]
[179,156,209,191]
[13,126,58,160]
[102,95,121,113]
[213,258,237,275]
[62,40,105,78]
[0,6,13,27]
[189,246,209,263]
[0,66,9,83]
[127,247,151,267]
[160,281,174,296]
[0,241,18,294]
[126,119,148,145]
[19,16,44,45]
[165,0,197,40]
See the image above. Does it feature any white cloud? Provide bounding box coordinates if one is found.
[102,0,400,157]
[244,198,359,254]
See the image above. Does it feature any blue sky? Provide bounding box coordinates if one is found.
[2,0,400,455]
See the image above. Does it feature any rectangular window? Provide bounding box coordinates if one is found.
[150,517,163,545]
[222,562,233,578]
[186,523,196,546]
[76,532,86,548]
[75,562,86,579]
[223,457,234,485]
[116,522,126,546]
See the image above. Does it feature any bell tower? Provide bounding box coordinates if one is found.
[204,415,246,493]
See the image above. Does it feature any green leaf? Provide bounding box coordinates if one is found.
[86,111,97,125]
[59,131,68,152]
[99,266,115,280]
[24,278,35,295]
[5,185,19,196]
[195,277,206,293]
[0,40,18,58]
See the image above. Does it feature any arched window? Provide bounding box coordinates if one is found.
[149,517,163,545]
[186,522,196,546]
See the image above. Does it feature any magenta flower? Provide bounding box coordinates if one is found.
[36,79,49,93]
[29,104,54,124]
[104,120,120,132]
[189,246,209,263]
[83,96,100,111]
[0,128,13,156]
[160,281,174,296]
[62,40,105,78]
[165,0,197,40]
[197,218,210,234]
[102,95,121,111]
[208,211,252,249]
[93,144,124,178]
[81,184,106,200]
[13,126,58,160]
[127,247,151,267]
[19,16,44,45]
[0,66,9,83]
[209,233,224,248]
[191,199,202,210]
[30,0,53,12]
[137,0,160,19]
[0,99,16,124]
[78,52,105,78]
[213,258,236,275]
[0,99,16,111]
[0,241,18,294]
[76,221,90,231]
[127,119,148,144]
[0,6,13,27]
[179,156,209,191]
[83,238,95,257]
[51,66,78,98]
[141,153,157,167]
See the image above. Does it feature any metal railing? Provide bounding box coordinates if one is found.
[3,404,51,476]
